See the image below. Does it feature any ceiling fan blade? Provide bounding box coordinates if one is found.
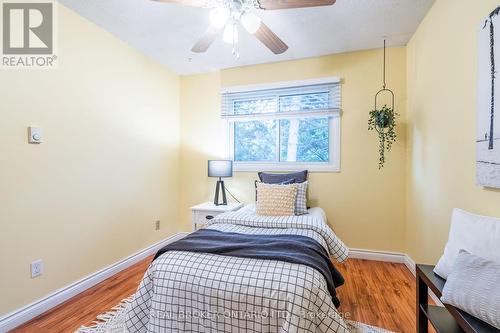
[191,26,221,53]
[254,22,288,54]
[258,0,336,10]
[152,0,212,8]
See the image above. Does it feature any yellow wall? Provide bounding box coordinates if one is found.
[0,4,181,315]
[406,0,500,263]
[180,48,408,253]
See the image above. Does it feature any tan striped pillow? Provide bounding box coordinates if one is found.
[256,182,298,216]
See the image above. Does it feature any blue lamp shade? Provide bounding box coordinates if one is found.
[208,160,233,178]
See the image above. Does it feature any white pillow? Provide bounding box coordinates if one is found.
[434,209,500,279]
[441,250,500,329]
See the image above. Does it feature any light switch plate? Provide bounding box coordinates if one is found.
[28,126,42,144]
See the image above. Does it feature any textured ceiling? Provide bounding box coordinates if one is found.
[58,0,435,75]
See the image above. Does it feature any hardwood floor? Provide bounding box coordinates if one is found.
[336,259,418,333]
[12,258,427,333]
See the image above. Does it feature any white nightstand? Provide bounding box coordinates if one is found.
[191,202,243,231]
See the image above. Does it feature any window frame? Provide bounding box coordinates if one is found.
[223,77,342,173]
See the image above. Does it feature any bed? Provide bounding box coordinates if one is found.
[125,204,350,333]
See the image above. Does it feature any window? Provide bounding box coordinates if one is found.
[222,77,341,172]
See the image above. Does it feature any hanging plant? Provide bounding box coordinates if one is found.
[368,105,399,168]
[369,39,398,169]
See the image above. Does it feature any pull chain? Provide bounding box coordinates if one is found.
[231,22,240,59]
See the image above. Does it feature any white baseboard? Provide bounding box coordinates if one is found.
[0,232,189,333]
[403,253,417,276]
[349,248,418,275]
[349,248,442,305]
[349,248,409,264]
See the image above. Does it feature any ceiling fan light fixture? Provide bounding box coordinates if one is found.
[209,7,230,29]
[241,12,261,34]
[222,22,238,44]
[154,0,337,56]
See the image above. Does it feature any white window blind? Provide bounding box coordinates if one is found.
[221,81,341,121]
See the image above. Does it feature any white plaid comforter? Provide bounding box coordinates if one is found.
[125,206,350,333]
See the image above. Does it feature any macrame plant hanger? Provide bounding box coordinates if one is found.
[374,39,395,133]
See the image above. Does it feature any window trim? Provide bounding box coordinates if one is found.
[223,77,342,173]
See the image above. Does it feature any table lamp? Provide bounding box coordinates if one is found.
[208,160,233,206]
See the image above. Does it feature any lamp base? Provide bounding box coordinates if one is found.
[214,178,227,206]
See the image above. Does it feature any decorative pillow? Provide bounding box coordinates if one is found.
[441,250,500,329]
[295,181,308,215]
[434,209,500,279]
[254,178,295,201]
[258,170,308,184]
[256,182,298,216]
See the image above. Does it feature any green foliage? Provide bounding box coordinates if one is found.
[280,118,329,162]
[234,118,329,163]
[368,105,399,169]
[233,92,332,163]
[235,120,277,161]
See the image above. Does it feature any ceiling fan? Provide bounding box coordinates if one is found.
[153,0,336,56]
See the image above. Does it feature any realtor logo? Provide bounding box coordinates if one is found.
[1,0,57,68]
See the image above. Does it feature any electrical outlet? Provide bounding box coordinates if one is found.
[155,220,160,231]
[31,260,43,278]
